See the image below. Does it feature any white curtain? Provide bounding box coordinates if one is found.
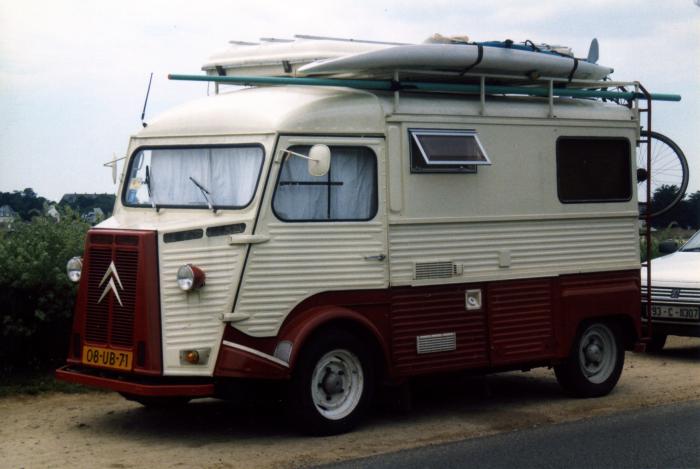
[273,146,377,221]
[149,147,262,207]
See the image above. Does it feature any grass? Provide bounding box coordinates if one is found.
[0,370,98,398]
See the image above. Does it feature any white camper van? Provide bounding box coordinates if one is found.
[58,36,685,434]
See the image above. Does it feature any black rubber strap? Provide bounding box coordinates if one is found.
[567,58,579,82]
[460,44,484,76]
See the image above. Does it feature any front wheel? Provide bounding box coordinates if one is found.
[555,322,624,397]
[287,329,374,435]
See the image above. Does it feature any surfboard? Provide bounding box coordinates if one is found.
[298,42,613,81]
[202,37,395,77]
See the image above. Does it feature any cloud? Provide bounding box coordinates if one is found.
[1,0,698,199]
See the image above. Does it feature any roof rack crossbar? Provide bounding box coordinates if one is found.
[168,74,682,102]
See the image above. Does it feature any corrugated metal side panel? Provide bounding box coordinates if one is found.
[235,222,387,336]
[388,217,639,285]
[159,243,241,375]
[391,286,489,375]
[487,278,555,364]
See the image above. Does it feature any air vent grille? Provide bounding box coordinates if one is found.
[414,261,458,280]
[416,333,457,354]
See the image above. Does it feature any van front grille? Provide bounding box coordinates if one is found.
[84,237,140,348]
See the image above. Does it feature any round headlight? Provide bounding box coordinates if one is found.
[177,264,205,291]
[66,256,83,283]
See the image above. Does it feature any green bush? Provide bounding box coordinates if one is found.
[0,212,90,376]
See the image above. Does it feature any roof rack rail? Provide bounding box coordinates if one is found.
[168,73,681,103]
[227,40,259,46]
[293,34,409,46]
[259,37,295,43]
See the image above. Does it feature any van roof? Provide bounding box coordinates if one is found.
[136,85,636,138]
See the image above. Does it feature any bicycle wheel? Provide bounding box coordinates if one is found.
[637,130,689,218]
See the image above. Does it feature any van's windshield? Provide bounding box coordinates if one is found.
[123,146,264,209]
[680,230,700,252]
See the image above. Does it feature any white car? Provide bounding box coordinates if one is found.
[641,230,700,351]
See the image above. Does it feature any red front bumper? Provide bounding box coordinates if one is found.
[56,366,215,397]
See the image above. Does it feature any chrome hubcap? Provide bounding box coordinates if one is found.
[311,349,363,421]
[578,324,617,384]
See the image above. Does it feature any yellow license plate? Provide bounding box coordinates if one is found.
[82,346,133,371]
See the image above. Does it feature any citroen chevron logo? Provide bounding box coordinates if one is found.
[98,261,124,307]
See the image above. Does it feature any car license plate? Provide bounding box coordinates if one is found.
[651,304,700,320]
[82,346,133,371]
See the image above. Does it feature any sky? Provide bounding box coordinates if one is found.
[1,0,698,202]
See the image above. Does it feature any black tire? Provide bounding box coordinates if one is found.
[646,333,668,353]
[555,322,624,398]
[287,329,375,436]
[637,130,689,219]
[120,393,191,408]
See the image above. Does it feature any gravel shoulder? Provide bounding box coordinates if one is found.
[1,337,698,469]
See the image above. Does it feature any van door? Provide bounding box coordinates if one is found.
[232,136,388,337]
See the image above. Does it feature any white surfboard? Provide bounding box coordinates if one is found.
[298,43,613,81]
[202,37,395,77]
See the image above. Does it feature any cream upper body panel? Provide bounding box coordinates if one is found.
[136,85,387,139]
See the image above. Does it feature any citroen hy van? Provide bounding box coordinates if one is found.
[56,57,667,433]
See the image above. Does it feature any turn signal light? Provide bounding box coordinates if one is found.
[185,350,200,364]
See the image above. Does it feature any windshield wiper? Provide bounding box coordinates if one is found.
[145,165,159,212]
[189,176,216,213]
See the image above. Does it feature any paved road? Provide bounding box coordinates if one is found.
[320,400,700,469]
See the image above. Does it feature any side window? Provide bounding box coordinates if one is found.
[556,138,632,203]
[273,145,378,221]
[409,129,491,173]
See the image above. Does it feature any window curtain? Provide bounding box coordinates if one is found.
[273,146,377,221]
[150,147,262,207]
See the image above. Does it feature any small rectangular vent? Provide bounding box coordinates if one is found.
[414,261,458,280]
[416,332,457,354]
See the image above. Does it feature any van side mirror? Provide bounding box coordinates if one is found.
[308,144,331,177]
[658,239,678,254]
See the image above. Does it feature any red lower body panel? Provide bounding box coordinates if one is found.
[55,366,215,397]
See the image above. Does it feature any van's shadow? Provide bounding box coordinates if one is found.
[646,340,700,362]
[82,371,563,442]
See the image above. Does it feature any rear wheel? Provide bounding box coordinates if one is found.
[555,322,624,397]
[287,329,374,435]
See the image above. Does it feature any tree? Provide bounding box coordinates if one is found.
[0,210,90,375]
[650,186,699,230]
[0,188,48,221]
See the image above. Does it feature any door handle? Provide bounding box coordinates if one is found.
[364,254,386,262]
[228,234,270,245]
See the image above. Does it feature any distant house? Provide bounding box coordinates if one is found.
[46,204,61,221]
[60,193,115,219]
[60,193,100,205]
[0,204,18,225]
[82,207,104,224]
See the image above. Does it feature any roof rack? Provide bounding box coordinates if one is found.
[293,34,409,46]
[168,73,681,111]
